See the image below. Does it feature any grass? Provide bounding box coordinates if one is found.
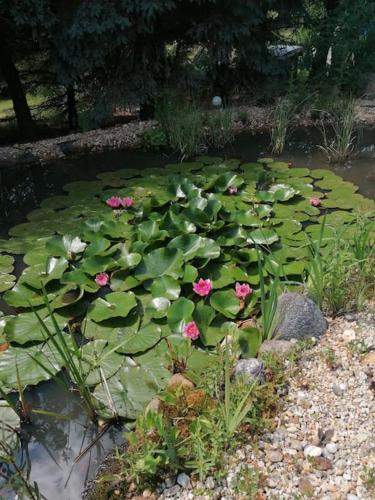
[0,94,46,119]
[156,95,234,159]
[31,290,99,422]
[270,98,293,155]
[318,96,356,163]
[305,216,375,315]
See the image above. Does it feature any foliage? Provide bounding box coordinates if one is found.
[306,216,375,315]
[270,98,294,155]
[303,0,375,92]
[141,127,167,151]
[157,97,234,158]
[0,158,374,428]
[108,343,287,491]
[318,96,357,163]
[1,0,306,137]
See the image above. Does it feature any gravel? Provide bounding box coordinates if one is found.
[156,311,375,499]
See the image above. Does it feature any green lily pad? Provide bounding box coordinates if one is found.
[167,297,195,333]
[88,292,137,322]
[210,290,240,319]
[134,247,183,281]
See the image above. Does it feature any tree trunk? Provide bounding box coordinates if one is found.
[0,30,36,139]
[66,85,78,130]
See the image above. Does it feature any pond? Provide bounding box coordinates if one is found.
[0,126,375,500]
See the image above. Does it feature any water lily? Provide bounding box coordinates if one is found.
[183,321,200,340]
[121,197,134,208]
[235,282,252,299]
[310,197,321,207]
[95,272,109,286]
[228,185,238,194]
[106,196,122,208]
[193,278,212,296]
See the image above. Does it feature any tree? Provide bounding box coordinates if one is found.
[0,13,36,138]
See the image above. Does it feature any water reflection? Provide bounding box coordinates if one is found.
[1,379,123,500]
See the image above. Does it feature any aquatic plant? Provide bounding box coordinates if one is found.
[318,96,357,163]
[0,156,374,426]
[270,98,293,155]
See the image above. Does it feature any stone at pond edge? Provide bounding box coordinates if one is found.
[176,472,191,489]
[271,292,327,341]
[234,358,265,384]
[259,339,296,357]
[167,373,194,391]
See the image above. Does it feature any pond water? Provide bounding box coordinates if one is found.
[0,126,375,500]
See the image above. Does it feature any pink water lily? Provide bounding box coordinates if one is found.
[310,197,321,207]
[121,196,134,208]
[95,272,109,286]
[228,185,238,194]
[183,321,200,340]
[193,278,212,297]
[106,196,122,208]
[235,282,252,299]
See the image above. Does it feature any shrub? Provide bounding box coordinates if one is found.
[141,127,167,150]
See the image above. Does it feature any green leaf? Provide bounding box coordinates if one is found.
[167,297,195,332]
[46,235,87,258]
[4,311,67,344]
[168,234,220,261]
[248,228,279,245]
[145,297,170,319]
[150,276,181,300]
[237,327,262,358]
[88,292,137,321]
[134,248,183,281]
[210,290,240,319]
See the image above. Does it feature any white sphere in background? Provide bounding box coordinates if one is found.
[212,96,222,107]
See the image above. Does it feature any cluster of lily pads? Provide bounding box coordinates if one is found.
[0,157,374,427]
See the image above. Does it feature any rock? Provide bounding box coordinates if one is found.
[258,339,295,357]
[342,329,356,343]
[268,450,283,463]
[205,477,215,489]
[271,292,327,341]
[304,445,323,458]
[163,485,181,497]
[332,383,346,396]
[167,374,194,391]
[234,358,265,383]
[362,352,375,365]
[299,477,314,496]
[313,456,333,471]
[145,398,162,414]
[176,472,191,489]
[325,443,338,454]
[164,477,175,488]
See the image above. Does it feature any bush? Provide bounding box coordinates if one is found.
[141,127,167,150]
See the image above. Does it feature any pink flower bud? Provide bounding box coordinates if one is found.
[95,272,109,286]
[310,197,321,207]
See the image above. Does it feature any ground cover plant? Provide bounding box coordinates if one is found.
[0,157,374,446]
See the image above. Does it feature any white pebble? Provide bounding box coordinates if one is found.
[326,443,338,454]
[304,445,323,458]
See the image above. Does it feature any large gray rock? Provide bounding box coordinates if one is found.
[271,292,327,341]
[234,358,265,384]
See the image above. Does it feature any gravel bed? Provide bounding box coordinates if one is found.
[153,312,375,500]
